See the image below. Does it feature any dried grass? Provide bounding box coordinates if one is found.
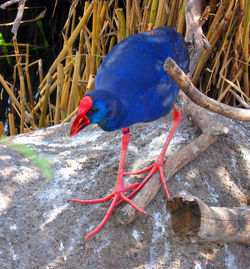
[0,0,249,136]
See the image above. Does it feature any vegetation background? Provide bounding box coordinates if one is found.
[0,0,249,136]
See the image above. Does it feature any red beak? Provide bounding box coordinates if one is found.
[70,114,90,136]
[70,96,93,137]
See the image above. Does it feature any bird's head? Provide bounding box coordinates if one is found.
[70,95,113,136]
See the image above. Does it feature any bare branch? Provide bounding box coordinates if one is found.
[11,0,26,36]
[0,0,19,9]
[184,0,211,75]
[0,0,27,36]
[164,57,250,121]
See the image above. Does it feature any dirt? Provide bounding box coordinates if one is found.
[0,111,249,269]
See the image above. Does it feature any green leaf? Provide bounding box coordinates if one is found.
[0,138,53,179]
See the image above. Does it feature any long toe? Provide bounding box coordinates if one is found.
[70,193,114,204]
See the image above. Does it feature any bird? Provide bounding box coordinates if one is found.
[70,26,189,242]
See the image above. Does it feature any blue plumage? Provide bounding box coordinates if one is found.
[85,26,189,131]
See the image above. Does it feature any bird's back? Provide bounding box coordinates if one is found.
[94,26,189,130]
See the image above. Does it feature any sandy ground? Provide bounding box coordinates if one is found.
[0,111,249,268]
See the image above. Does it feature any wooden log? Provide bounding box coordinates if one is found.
[166,195,250,245]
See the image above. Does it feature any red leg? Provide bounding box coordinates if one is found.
[70,104,182,241]
[122,104,182,201]
[69,127,145,241]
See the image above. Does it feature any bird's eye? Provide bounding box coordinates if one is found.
[88,107,98,114]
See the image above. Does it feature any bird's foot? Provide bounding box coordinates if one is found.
[69,182,146,241]
[116,158,170,207]
[69,127,148,242]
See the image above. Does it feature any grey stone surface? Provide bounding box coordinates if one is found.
[0,112,249,268]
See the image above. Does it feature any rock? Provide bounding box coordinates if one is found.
[0,113,249,268]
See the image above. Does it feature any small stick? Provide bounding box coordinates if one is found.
[86,74,96,93]
[176,1,185,35]
[163,57,250,121]
[91,0,98,75]
[39,73,52,128]
[67,51,81,115]
[126,0,131,36]
[148,0,159,30]
[115,8,127,39]
[154,0,167,29]
[229,89,250,109]
[108,36,116,52]
[8,113,15,136]
[13,36,25,133]
[38,59,43,84]
[0,121,6,136]
[134,0,142,25]
[166,195,250,245]
[25,44,34,109]
[61,107,78,124]
[167,0,177,27]
[54,63,64,124]
[60,72,72,113]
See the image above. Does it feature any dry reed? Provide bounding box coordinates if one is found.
[0,0,248,136]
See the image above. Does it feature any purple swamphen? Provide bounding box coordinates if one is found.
[70,26,189,241]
